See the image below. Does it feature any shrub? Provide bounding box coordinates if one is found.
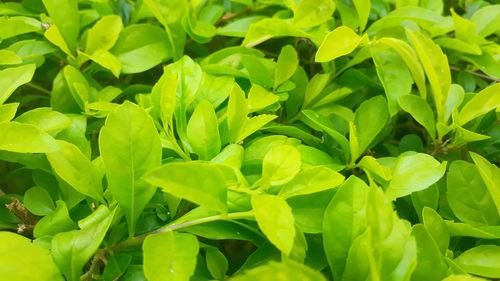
[0,0,499,280]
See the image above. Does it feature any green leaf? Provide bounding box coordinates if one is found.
[410,224,448,281]
[232,260,327,281]
[159,74,178,129]
[470,152,500,218]
[47,140,104,202]
[33,200,77,238]
[406,29,450,123]
[252,194,295,255]
[316,26,364,63]
[42,0,80,52]
[399,95,436,139]
[279,166,344,198]
[274,45,298,89]
[301,109,350,161]
[323,176,369,280]
[371,44,413,116]
[143,231,199,281]
[353,0,370,31]
[248,84,279,112]
[471,5,500,37]
[261,144,302,187]
[99,102,162,236]
[343,186,417,280]
[0,64,36,105]
[187,100,221,160]
[454,245,500,278]
[442,275,488,281]
[447,160,498,226]
[144,162,227,213]
[237,114,277,143]
[422,207,449,255]
[0,122,58,153]
[227,84,248,143]
[0,16,41,40]
[62,65,90,110]
[0,103,19,123]
[15,107,71,135]
[85,15,123,54]
[0,49,22,65]
[367,6,453,37]
[0,231,64,281]
[386,153,447,200]
[458,83,500,126]
[51,206,115,281]
[79,50,121,78]
[110,24,171,73]
[378,38,427,100]
[44,25,73,57]
[23,186,55,216]
[352,95,389,161]
[242,18,309,47]
[293,0,336,28]
[205,247,229,280]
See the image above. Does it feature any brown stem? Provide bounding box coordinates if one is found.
[5,197,39,235]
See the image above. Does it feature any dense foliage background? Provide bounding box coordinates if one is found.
[0,0,499,280]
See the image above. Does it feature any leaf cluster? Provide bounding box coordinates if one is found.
[0,0,499,280]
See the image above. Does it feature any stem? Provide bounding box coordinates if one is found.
[449,66,500,82]
[81,250,105,281]
[166,132,191,161]
[25,82,51,95]
[106,211,254,252]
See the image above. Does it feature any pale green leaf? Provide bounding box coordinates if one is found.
[99,102,162,236]
[0,103,19,123]
[316,26,364,63]
[279,166,344,198]
[42,0,79,52]
[232,260,326,281]
[406,29,451,123]
[51,206,115,281]
[187,100,221,160]
[252,194,295,255]
[110,24,171,73]
[143,231,199,281]
[470,152,500,218]
[293,0,336,28]
[399,95,436,139]
[454,245,500,278]
[0,232,64,281]
[144,162,227,213]
[459,83,500,126]
[47,140,104,202]
[0,122,58,153]
[274,45,298,89]
[0,64,36,105]
[85,15,123,54]
[386,153,447,200]
[353,96,389,161]
[248,84,279,112]
[261,144,302,187]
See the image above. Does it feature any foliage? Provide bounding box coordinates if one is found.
[0,0,499,280]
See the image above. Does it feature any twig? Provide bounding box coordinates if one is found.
[81,250,106,281]
[449,65,500,82]
[105,211,254,252]
[25,82,51,95]
[5,197,39,235]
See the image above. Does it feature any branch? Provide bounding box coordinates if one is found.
[105,211,254,252]
[449,66,500,82]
